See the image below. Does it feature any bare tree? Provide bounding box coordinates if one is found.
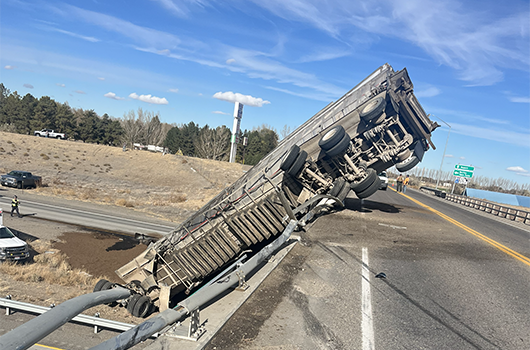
[194,126,231,161]
[120,109,143,147]
[280,124,291,140]
[120,108,170,147]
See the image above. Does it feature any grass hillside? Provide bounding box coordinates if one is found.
[0,131,249,222]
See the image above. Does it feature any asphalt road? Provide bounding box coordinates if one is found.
[207,187,530,350]
[1,187,529,350]
[0,187,175,236]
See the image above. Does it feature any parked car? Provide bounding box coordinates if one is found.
[34,129,67,139]
[1,171,42,189]
[0,225,30,262]
[378,172,388,190]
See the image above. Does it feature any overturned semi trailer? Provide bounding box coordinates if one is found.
[96,63,439,317]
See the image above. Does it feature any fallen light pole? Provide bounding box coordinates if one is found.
[90,219,298,350]
[0,288,132,350]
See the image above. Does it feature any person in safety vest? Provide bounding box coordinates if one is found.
[403,175,410,193]
[11,195,22,218]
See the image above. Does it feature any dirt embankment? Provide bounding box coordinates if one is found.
[0,131,248,222]
[0,131,250,322]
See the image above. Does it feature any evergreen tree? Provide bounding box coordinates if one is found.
[32,96,57,131]
[164,126,182,153]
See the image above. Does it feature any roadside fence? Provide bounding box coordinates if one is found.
[444,193,530,226]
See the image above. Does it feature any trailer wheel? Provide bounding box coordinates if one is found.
[318,125,346,151]
[396,155,420,172]
[280,145,300,171]
[127,294,142,315]
[350,169,377,193]
[93,279,110,292]
[288,150,307,176]
[329,178,346,197]
[355,174,380,199]
[397,149,412,161]
[360,97,385,122]
[325,133,351,158]
[132,296,152,318]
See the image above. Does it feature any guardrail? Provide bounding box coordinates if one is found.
[444,193,530,226]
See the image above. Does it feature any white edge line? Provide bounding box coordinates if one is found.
[362,247,375,350]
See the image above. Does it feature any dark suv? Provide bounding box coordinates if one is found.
[1,171,42,189]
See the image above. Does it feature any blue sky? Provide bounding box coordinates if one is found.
[1,0,529,185]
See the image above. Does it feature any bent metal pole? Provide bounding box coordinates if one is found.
[0,288,132,350]
[90,219,298,350]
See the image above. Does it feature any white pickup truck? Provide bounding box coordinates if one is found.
[0,210,30,262]
[34,129,67,139]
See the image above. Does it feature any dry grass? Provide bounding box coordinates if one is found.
[115,198,135,207]
[0,240,104,287]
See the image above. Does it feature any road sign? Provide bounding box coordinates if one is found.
[455,164,475,171]
[455,177,459,183]
[453,169,473,178]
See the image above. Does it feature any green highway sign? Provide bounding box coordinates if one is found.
[453,169,474,178]
[455,164,475,171]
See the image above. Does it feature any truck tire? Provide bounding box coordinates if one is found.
[17,182,22,189]
[280,145,300,171]
[127,294,142,315]
[56,136,61,139]
[396,155,420,172]
[325,133,351,158]
[132,296,152,318]
[36,134,41,137]
[288,150,307,176]
[329,178,346,197]
[93,279,110,292]
[360,97,385,122]
[355,174,380,199]
[319,125,346,151]
[350,169,377,193]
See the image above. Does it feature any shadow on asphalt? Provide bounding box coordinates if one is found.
[344,197,401,214]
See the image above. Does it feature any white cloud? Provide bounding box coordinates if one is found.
[104,92,126,100]
[212,111,229,115]
[129,92,168,105]
[416,87,441,98]
[168,88,179,93]
[506,166,528,173]
[450,122,530,148]
[509,96,530,103]
[250,0,529,86]
[213,91,270,107]
[444,154,454,158]
[74,90,86,94]
[428,107,510,125]
[98,77,105,81]
[151,0,209,18]
[56,83,65,87]
[57,4,181,50]
[4,65,16,70]
[297,49,350,63]
[50,28,99,43]
[226,58,236,64]
[23,83,34,89]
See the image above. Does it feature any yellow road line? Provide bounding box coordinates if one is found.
[392,188,530,267]
[34,345,65,350]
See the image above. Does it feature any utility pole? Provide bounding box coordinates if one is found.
[229,102,243,163]
[433,115,451,190]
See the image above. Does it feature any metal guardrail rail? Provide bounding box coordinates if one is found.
[444,193,530,226]
[0,296,144,335]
